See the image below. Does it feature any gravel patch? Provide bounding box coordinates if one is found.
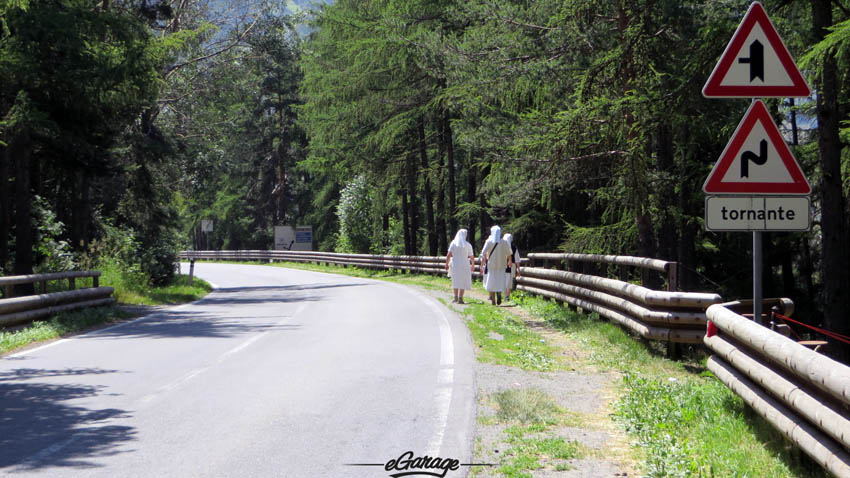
[475,362,615,415]
[532,459,629,477]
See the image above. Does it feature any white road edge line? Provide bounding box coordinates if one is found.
[393,285,455,458]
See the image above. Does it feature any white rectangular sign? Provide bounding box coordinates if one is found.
[705,196,810,231]
[275,225,313,251]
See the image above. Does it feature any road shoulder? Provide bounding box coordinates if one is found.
[418,285,638,478]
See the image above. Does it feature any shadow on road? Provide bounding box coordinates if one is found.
[0,368,135,471]
[202,282,371,305]
[81,283,368,340]
[90,310,303,340]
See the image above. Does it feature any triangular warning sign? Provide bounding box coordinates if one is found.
[703,100,810,195]
[703,2,810,98]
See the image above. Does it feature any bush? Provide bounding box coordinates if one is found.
[33,196,76,272]
[335,175,373,253]
[139,228,180,285]
[80,219,150,292]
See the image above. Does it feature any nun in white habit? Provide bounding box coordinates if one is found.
[480,225,513,305]
[445,229,474,303]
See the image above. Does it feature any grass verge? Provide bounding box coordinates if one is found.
[0,306,136,355]
[460,299,557,371]
[0,273,212,356]
[513,292,828,478]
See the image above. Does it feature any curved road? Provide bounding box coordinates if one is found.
[0,263,476,477]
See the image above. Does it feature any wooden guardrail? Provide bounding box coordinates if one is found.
[705,302,850,477]
[0,271,115,327]
[179,250,481,276]
[517,253,720,344]
[178,250,718,344]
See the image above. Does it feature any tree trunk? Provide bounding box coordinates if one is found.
[0,143,10,271]
[436,166,447,255]
[467,154,476,248]
[401,186,411,255]
[811,0,849,361]
[12,129,35,294]
[418,117,436,256]
[780,238,796,300]
[406,150,419,255]
[655,123,675,262]
[478,164,491,247]
[763,233,777,298]
[443,108,457,236]
[71,171,91,250]
[277,97,288,226]
[800,235,816,319]
[677,124,697,291]
[435,119,447,254]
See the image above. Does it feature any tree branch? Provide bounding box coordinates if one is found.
[164,16,260,80]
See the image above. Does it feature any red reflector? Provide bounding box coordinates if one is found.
[707,321,718,338]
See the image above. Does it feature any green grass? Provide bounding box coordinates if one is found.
[613,373,827,478]
[0,273,212,355]
[513,292,828,478]
[99,261,212,305]
[0,306,135,355]
[111,274,212,305]
[461,299,557,371]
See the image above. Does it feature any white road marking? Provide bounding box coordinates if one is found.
[390,284,456,458]
[138,302,309,406]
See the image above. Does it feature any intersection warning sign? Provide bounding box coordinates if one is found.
[702,2,810,98]
[703,100,811,195]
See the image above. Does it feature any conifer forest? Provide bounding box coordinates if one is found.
[1,1,849,357]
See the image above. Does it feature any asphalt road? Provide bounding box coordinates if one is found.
[0,263,476,477]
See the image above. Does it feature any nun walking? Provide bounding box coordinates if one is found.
[446,229,475,304]
[480,225,513,306]
[502,233,521,302]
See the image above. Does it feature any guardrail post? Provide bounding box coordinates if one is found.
[4,285,12,299]
[69,277,76,291]
[93,275,99,288]
[667,262,679,292]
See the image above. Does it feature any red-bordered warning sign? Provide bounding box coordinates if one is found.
[702,2,810,98]
[703,100,810,194]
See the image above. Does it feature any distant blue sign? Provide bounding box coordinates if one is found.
[295,226,313,244]
[296,231,312,243]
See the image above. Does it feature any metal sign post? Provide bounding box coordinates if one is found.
[753,231,763,324]
[703,2,811,323]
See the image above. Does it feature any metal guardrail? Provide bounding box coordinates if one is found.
[0,271,115,327]
[705,302,850,477]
